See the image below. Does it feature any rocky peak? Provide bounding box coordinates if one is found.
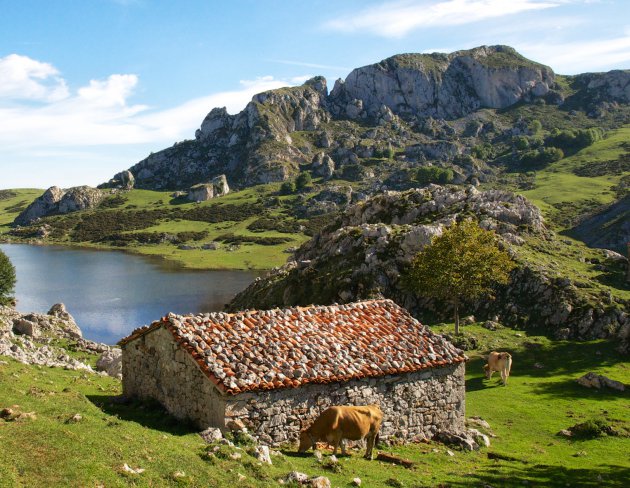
[329,45,554,120]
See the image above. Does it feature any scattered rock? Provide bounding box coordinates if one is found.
[446,450,455,457]
[352,478,362,486]
[252,445,272,465]
[309,476,331,488]
[435,430,480,451]
[121,464,145,475]
[227,418,247,432]
[557,429,572,438]
[284,471,309,484]
[66,413,82,424]
[96,349,122,379]
[200,427,223,444]
[576,372,625,391]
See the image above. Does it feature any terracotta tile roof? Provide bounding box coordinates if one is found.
[120,299,466,395]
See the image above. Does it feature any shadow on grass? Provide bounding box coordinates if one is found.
[449,463,630,487]
[512,339,623,377]
[86,394,198,436]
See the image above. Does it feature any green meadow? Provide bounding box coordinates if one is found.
[1,325,628,487]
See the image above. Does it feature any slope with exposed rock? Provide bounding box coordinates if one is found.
[228,186,629,350]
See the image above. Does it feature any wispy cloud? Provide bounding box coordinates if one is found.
[267,59,352,72]
[519,34,630,73]
[324,0,562,38]
[0,56,297,150]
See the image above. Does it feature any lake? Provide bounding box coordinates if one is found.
[0,244,260,345]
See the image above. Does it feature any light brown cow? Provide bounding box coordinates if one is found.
[298,405,383,459]
[484,351,512,385]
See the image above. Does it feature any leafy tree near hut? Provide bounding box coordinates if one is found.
[404,219,516,335]
[0,249,16,306]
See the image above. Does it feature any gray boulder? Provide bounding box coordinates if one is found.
[96,348,122,379]
[14,186,104,226]
[187,174,230,202]
[99,170,135,190]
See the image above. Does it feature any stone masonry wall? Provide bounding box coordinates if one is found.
[123,326,465,446]
[122,326,226,427]
[225,362,466,446]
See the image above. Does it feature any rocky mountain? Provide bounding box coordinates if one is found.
[108,45,629,193]
[228,186,629,350]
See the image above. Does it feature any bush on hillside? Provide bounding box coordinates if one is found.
[416,166,454,185]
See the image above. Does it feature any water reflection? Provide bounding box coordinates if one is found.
[0,244,260,344]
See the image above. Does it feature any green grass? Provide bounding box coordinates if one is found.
[0,185,309,270]
[2,328,628,487]
[0,189,44,228]
[520,126,630,229]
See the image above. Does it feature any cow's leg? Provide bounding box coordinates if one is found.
[501,368,508,385]
[364,433,376,460]
[340,438,347,456]
[331,432,342,455]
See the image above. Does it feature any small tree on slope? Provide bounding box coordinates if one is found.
[0,249,16,306]
[404,219,516,335]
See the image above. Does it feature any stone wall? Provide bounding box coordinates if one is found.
[224,362,466,446]
[122,326,226,427]
[123,326,466,446]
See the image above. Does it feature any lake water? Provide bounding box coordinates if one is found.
[0,244,260,345]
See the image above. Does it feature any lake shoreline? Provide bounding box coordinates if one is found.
[1,243,261,344]
[0,237,277,272]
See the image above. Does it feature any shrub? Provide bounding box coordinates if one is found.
[416,166,454,185]
[280,181,296,195]
[0,250,16,306]
[519,147,564,168]
[295,172,312,191]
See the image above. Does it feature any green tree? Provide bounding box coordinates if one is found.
[0,249,16,306]
[295,171,312,191]
[404,220,516,335]
[280,181,296,195]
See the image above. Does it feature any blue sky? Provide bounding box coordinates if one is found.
[1,0,629,189]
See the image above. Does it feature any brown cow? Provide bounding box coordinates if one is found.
[298,405,383,459]
[484,351,512,385]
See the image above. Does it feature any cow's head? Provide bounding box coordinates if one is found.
[297,430,313,453]
[483,363,491,379]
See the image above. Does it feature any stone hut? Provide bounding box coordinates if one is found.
[119,299,466,445]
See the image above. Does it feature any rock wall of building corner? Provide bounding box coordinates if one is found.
[225,362,465,446]
[122,326,226,427]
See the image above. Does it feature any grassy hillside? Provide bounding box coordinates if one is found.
[519,126,630,231]
[1,328,628,487]
[0,185,314,270]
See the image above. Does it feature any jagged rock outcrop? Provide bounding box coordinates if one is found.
[187,174,230,202]
[14,186,104,226]
[98,170,135,190]
[328,46,554,120]
[123,77,329,190]
[228,186,628,345]
[0,304,116,371]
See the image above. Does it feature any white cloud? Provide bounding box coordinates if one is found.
[324,0,561,38]
[519,34,630,73]
[0,54,69,102]
[0,54,303,188]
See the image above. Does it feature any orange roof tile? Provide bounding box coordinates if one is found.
[120,299,466,395]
